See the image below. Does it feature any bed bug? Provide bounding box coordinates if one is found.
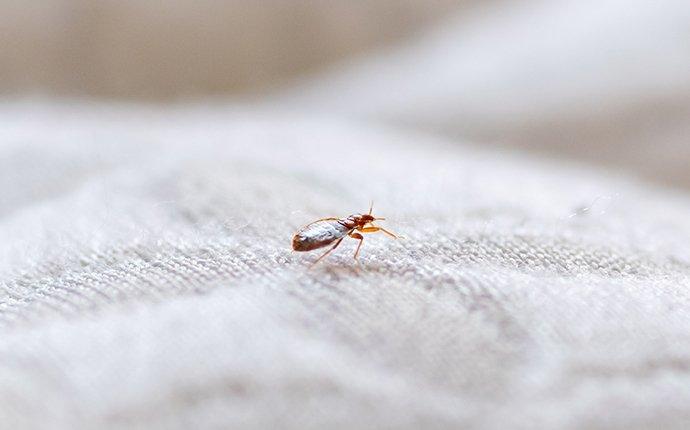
[292,202,398,266]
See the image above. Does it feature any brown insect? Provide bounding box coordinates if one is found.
[292,202,398,265]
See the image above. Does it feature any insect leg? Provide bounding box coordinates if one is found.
[357,226,398,238]
[376,227,398,238]
[349,232,364,260]
[310,237,345,267]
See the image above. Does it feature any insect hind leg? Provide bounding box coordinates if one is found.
[310,237,344,268]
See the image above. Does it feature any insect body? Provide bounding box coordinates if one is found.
[292,203,398,265]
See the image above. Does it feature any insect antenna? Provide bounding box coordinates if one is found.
[368,200,374,215]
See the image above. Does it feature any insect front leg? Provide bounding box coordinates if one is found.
[349,232,364,260]
[357,226,398,238]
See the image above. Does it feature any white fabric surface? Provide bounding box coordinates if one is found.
[2,102,690,429]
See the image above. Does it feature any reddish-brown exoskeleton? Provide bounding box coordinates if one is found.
[292,202,398,265]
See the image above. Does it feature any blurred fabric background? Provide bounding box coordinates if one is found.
[3,0,689,190]
[0,0,464,98]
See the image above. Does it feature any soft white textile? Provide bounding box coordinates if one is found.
[1,102,690,429]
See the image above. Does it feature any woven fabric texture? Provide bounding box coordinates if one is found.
[1,103,690,429]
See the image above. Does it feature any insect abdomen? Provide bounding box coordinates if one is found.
[292,220,349,252]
